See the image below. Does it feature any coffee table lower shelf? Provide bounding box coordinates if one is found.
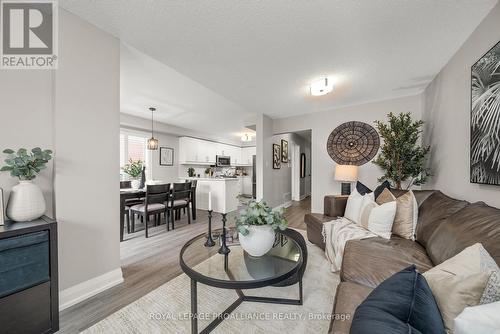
[190,270,303,334]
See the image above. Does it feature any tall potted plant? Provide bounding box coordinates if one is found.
[122,159,143,189]
[236,200,288,257]
[0,148,53,221]
[373,112,431,189]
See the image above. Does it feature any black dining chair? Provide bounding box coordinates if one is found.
[120,181,144,234]
[130,184,169,238]
[182,179,197,220]
[167,182,192,230]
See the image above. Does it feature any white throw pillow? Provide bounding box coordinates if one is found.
[358,196,397,239]
[344,188,373,224]
[454,301,500,334]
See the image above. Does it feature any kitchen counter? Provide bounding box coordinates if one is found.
[179,177,239,213]
[181,177,238,181]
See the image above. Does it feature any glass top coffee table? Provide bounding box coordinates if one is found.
[180,227,304,334]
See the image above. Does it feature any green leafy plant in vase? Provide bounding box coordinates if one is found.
[187,167,195,177]
[0,148,53,222]
[122,159,143,189]
[235,200,288,256]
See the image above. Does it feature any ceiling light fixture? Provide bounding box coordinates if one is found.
[147,107,159,150]
[241,134,253,142]
[310,77,334,96]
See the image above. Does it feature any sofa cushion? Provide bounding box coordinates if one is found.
[329,282,373,334]
[416,191,469,249]
[350,265,445,334]
[426,202,500,266]
[340,236,433,288]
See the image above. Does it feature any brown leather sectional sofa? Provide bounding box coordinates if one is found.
[304,190,500,334]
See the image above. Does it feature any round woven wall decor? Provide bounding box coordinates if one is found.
[327,121,380,166]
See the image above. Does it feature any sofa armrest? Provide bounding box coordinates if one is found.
[324,195,348,217]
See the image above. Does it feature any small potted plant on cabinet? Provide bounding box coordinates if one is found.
[0,148,53,222]
[122,159,144,189]
[187,167,195,177]
[236,200,288,257]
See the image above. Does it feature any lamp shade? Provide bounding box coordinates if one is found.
[335,165,358,182]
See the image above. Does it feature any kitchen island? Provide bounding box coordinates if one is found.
[180,177,240,213]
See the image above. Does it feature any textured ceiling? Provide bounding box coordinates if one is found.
[61,0,497,125]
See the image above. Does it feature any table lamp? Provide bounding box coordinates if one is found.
[335,165,358,195]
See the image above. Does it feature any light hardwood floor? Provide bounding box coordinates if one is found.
[59,197,310,333]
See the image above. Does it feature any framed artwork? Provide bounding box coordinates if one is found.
[300,153,306,178]
[471,40,500,185]
[281,139,289,163]
[327,121,380,166]
[273,144,281,169]
[159,147,174,166]
[0,188,4,225]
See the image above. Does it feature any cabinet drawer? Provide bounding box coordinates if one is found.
[0,231,49,298]
[0,281,52,334]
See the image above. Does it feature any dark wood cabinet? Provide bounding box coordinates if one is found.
[0,217,58,334]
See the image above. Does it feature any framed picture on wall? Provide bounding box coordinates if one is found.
[0,188,4,225]
[281,139,288,163]
[159,147,174,166]
[273,144,281,169]
[300,153,306,178]
[470,40,500,185]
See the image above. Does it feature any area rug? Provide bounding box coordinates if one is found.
[83,233,339,333]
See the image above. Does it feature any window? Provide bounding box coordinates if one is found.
[120,131,151,180]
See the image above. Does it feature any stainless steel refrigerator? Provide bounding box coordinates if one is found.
[252,155,256,199]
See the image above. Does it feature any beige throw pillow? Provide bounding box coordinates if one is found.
[423,243,499,333]
[393,190,418,240]
[376,189,418,240]
[429,272,489,333]
[375,188,395,205]
[358,195,397,239]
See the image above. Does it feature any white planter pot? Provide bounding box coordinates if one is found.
[6,180,46,222]
[131,179,141,189]
[239,225,276,257]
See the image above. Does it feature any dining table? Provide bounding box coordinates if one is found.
[120,185,197,242]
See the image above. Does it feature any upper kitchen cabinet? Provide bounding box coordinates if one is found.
[179,136,255,166]
[240,146,256,166]
[179,137,215,164]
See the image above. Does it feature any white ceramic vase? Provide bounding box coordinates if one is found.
[239,225,276,257]
[7,180,46,222]
[131,179,141,189]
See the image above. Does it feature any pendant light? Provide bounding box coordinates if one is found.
[147,107,159,150]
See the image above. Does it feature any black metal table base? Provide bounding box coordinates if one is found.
[190,278,303,334]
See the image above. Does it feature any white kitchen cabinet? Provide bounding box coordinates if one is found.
[242,176,252,195]
[228,145,241,165]
[180,137,249,166]
[179,137,200,163]
[240,146,256,165]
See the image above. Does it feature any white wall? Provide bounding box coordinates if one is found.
[273,94,424,213]
[256,114,274,202]
[54,9,122,298]
[422,2,500,208]
[0,72,54,218]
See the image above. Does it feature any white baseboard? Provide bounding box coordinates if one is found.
[59,267,124,311]
[274,201,292,211]
[299,194,309,200]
